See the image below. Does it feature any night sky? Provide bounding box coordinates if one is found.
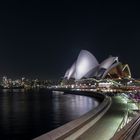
[0,1,140,79]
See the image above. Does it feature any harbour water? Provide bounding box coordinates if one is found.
[0,89,99,140]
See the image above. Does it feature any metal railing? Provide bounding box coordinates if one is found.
[111,114,140,140]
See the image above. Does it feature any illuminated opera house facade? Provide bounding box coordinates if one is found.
[64,50,131,81]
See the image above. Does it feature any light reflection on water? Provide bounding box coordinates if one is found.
[0,89,99,140]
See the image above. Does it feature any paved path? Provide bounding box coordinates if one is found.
[77,96,130,140]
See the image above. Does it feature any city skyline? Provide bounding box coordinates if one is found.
[0,1,140,79]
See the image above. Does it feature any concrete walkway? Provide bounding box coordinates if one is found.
[77,96,130,140]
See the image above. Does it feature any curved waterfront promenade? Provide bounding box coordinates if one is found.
[34,91,111,140]
[77,96,129,140]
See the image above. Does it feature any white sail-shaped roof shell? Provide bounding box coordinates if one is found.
[64,69,70,78]
[64,50,122,80]
[67,62,76,79]
[101,62,120,78]
[75,50,99,80]
[99,56,118,69]
[95,56,119,78]
[64,50,99,80]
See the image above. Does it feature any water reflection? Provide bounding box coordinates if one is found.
[0,89,99,140]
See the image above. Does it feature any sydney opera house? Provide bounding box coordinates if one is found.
[64,50,131,81]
